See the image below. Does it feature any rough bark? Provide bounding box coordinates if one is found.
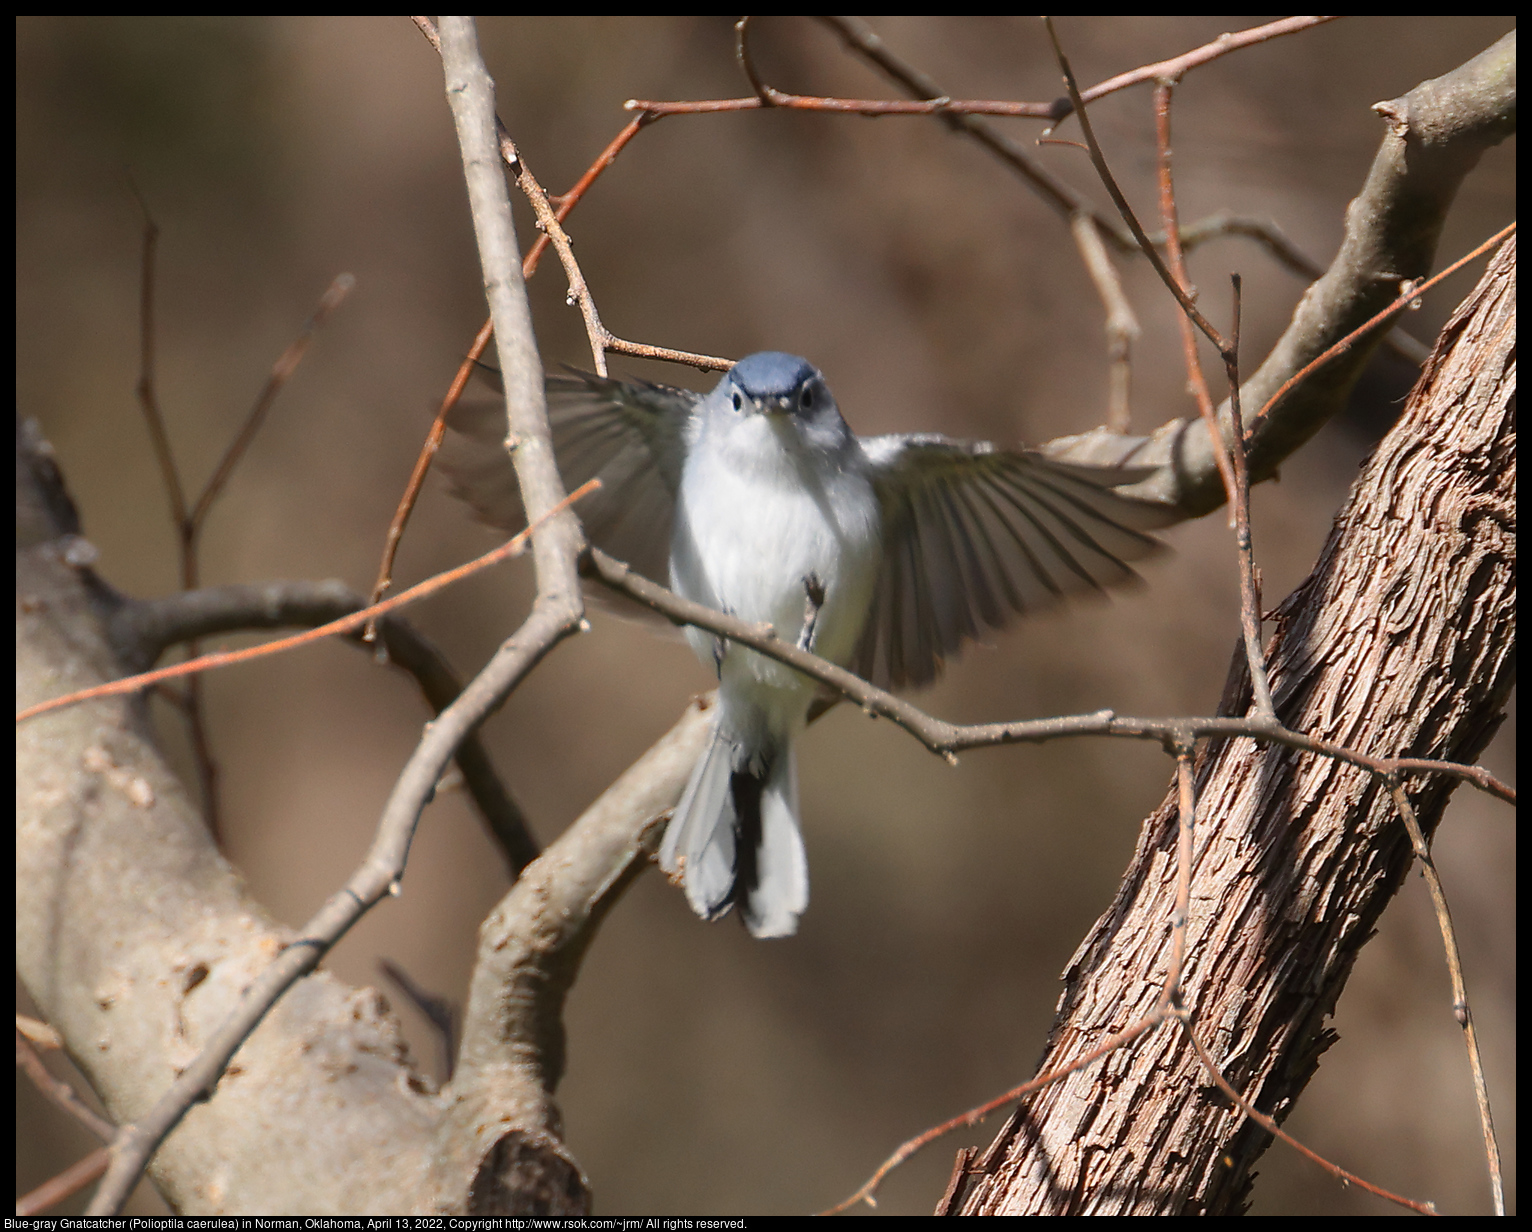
[948,236,1515,1215]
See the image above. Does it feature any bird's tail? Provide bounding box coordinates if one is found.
[659,725,808,938]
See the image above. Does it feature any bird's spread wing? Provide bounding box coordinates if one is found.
[852,433,1180,691]
[440,369,696,584]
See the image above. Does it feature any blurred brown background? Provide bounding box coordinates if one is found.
[16,16,1515,1216]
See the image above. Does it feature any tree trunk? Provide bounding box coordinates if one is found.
[947,236,1515,1215]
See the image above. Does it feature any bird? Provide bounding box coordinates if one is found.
[441,352,1174,938]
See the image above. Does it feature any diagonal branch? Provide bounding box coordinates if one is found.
[948,230,1515,1217]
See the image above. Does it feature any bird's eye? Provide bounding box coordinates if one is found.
[799,385,815,412]
[732,391,743,412]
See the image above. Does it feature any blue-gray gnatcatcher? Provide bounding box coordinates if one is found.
[444,352,1173,938]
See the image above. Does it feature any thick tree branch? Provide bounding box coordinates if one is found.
[17,423,444,1214]
[949,234,1514,1217]
[1091,30,1515,515]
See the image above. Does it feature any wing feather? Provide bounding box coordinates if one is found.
[439,369,695,584]
[855,435,1177,689]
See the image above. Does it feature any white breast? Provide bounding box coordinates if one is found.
[671,413,881,685]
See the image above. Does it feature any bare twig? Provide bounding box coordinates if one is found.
[528,114,654,276]
[1255,224,1515,425]
[1176,1022,1437,1215]
[188,274,354,537]
[1045,19,1229,356]
[1151,84,1278,722]
[123,179,223,836]
[501,137,731,374]
[1219,276,1276,718]
[1152,81,1236,504]
[367,314,497,622]
[17,1028,118,1143]
[16,1148,112,1217]
[1068,212,1139,431]
[125,177,186,529]
[415,14,730,376]
[1078,17,1340,105]
[624,17,1335,121]
[1157,214,1427,366]
[1383,775,1505,1215]
[815,15,1123,239]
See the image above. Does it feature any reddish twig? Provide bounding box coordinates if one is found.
[17,480,601,725]
[524,113,653,277]
[630,18,1337,120]
[1177,1019,1437,1215]
[1255,223,1516,424]
[1045,19,1229,356]
[1153,81,1237,505]
[367,315,497,623]
[15,1148,112,1217]
[1079,16,1339,105]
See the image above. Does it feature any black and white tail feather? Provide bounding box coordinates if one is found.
[659,732,807,939]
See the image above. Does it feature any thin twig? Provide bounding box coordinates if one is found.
[415,15,729,375]
[125,176,186,528]
[123,177,225,835]
[1152,81,1237,504]
[823,1005,1171,1213]
[625,91,1055,119]
[1221,275,1277,718]
[1162,214,1430,367]
[1068,212,1139,431]
[17,1029,117,1143]
[734,16,773,106]
[499,130,731,374]
[579,550,1514,802]
[367,314,497,621]
[1255,223,1516,424]
[1078,17,1340,106]
[626,18,1337,121]
[524,113,653,277]
[815,15,1121,237]
[1044,18,1229,356]
[1177,1018,1437,1215]
[16,1148,112,1217]
[188,274,354,536]
[1383,779,1505,1215]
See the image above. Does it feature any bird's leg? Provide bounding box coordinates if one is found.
[711,602,739,674]
[798,572,826,653]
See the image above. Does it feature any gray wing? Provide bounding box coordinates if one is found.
[439,369,695,585]
[850,433,1180,691]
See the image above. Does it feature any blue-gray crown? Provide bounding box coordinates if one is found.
[729,352,818,399]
